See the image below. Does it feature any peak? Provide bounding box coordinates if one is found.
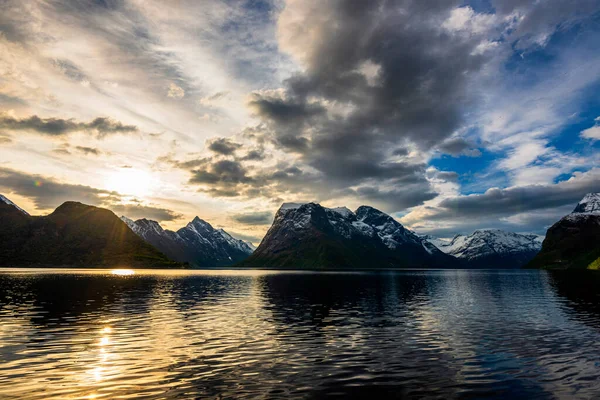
[55,201,96,212]
[355,205,392,221]
[581,192,600,201]
[138,218,162,226]
[472,229,504,235]
[120,215,134,224]
[58,201,86,207]
[356,205,380,213]
[355,205,390,217]
[573,193,600,214]
[0,194,29,215]
[187,216,214,230]
[279,202,316,211]
[330,207,354,218]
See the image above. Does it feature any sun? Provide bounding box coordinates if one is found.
[106,168,154,197]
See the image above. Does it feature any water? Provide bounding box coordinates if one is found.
[0,269,599,399]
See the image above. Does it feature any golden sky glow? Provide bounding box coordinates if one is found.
[0,0,599,243]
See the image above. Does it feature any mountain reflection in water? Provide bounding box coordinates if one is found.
[0,269,599,399]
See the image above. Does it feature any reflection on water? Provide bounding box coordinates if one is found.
[111,269,135,276]
[0,269,599,399]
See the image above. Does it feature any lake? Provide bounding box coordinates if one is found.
[0,269,599,399]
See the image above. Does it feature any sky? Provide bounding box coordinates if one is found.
[0,0,599,243]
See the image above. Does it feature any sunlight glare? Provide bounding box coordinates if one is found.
[106,169,154,197]
[111,269,135,276]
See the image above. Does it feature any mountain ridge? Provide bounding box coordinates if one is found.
[239,202,458,269]
[121,215,254,267]
[422,229,543,268]
[0,196,180,268]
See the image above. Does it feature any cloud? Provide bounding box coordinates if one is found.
[0,166,180,222]
[345,184,438,211]
[75,146,102,156]
[199,91,229,106]
[239,148,265,161]
[404,168,600,224]
[0,113,137,138]
[581,120,600,141]
[231,211,273,225]
[437,138,482,157]
[224,230,262,245]
[435,171,460,182]
[392,148,410,157]
[167,83,185,98]
[189,159,252,186]
[1,0,599,236]
[110,202,182,222]
[206,137,242,155]
[0,166,119,209]
[166,0,508,212]
[0,134,13,144]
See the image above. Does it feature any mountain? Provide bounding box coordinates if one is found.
[528,193,600,270]
[121,216,254,267]
[423,230,543,268]
[239,202,457,269]
[0,196,180,268]
[0,194,29,215]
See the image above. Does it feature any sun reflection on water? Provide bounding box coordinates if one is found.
[111,269,135,276]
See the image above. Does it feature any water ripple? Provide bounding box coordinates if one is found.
[0,269,599,399]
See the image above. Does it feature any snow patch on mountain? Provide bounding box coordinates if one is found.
[280,202,307,211]
[573,193,600,214]
[331,207,354,218]
[425,230,543,260]
[120,215,254,266]
[561,193,600,223]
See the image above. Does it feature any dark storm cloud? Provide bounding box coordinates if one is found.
[231,211,273,225]
[0,114,137,138]
[0,167,180,222]
[179,0,492,210]
[166,0,599,215]
[410,204,575,237]
[239,148,266,161]
[189,159,253,185]
[427,170,600,220]
[261,0,487,153]
[437,138,481,157]
[349,184,438,212]
[392,148,410,157]
[248,95,326,125]
[207,138,242,155]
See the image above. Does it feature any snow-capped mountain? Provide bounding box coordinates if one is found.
[121,216,254,267]
[423,230,543,268]
[528,193,600,269]
[240,202,457,269]
[566,192,600,218]
[0,194,29,215]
